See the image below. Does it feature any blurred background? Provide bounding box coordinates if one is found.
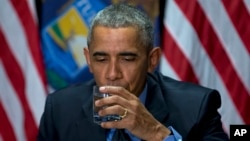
[0,0,249,140]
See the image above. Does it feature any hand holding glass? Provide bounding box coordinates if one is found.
[93,86,122,124]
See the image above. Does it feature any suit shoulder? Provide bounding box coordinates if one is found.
[148,71,221,107]
[47,80,95,103]
[150,71,215,95]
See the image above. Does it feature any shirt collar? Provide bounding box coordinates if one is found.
[138,83,147,105]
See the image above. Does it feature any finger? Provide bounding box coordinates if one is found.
[101,120,124,129]
[95,95,127,108]
[100,115,129,129]
[99,86,134,99]
[99,105,130,129]
[98,105,126,117]
[99,86,123,95]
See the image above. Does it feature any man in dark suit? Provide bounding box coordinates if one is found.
[38,3,229,141]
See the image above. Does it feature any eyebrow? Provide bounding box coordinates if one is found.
[119,52,138,57]
[93,51,107,56]
[92,51,138,57]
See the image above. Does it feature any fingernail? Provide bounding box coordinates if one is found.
[100,86,105,91]
[95,100,99,106]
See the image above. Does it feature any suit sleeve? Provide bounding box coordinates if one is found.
[195,90,229,141]
[37,94,58,141]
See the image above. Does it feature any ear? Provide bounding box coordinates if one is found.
[147,47,161,73]
[83,47,93,73]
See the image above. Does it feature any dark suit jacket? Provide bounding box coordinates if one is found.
[38,71,229,141]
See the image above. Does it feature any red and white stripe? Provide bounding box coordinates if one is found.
[160,0,250,134]
[0,0,47,141]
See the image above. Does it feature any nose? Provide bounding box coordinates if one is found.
[105,60,122,81]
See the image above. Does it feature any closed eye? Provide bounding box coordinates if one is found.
[95,56,107,62]
[122,56,136,61]
[93,52,108,62]
[119,52,138,62]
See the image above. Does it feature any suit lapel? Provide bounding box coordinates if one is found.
[76,91,106,141]
[146,74,170,124]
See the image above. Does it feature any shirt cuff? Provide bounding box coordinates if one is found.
[163,126,182,141]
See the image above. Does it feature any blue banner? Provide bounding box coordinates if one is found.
[40,0,110,89]
[40,0,160,90]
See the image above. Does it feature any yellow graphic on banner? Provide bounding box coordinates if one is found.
[48,7,88,67]
[58,7,88,40]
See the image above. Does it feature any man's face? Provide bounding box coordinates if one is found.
[84,26,149,96]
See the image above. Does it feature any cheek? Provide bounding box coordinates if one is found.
[91,65,106,83]
[121,65,148,86]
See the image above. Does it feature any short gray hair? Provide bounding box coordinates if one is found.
[87,4,153,53]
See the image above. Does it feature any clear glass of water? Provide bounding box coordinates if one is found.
[93,85,121,124]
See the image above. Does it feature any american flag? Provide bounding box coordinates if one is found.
[160,0,250,134]
[0,0,47,140]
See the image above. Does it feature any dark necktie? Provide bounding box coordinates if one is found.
[112,129,131,141]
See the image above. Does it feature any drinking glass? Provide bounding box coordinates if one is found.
[93,85,121,124]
